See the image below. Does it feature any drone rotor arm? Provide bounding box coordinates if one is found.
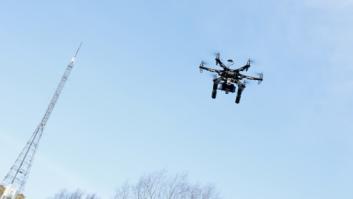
[199,66,219,73]
[215,54,229,70]
[234,59,253,72]
[217,60,229,70]
[244,76,261,81]
[242,74,263,84]
[235,63,251,72]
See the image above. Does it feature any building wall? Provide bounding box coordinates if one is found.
[0,185,5,197]
[0,186,25,199]
[16,194,25,199]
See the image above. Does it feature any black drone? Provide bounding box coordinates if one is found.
[199,53,263,104]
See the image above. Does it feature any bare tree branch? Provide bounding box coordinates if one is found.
[114,171,221,199]
[49,171,221,199]
[49,189,99,199]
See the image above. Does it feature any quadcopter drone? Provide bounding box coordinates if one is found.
[199,53,263,104]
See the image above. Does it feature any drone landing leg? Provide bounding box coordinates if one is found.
[211,78,221,99]
[212,82,218,99]
[235,85,245,104]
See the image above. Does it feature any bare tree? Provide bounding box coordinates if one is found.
[49,171,221,199]
[49,189,99,199]
[114,171,221,199]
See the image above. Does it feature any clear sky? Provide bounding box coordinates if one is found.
[0,0,352,198]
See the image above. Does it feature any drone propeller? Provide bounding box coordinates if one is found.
[245,58,255,71]
[214,52,221,65]
[199,61,206,67]
[199,61,207,73]
[248,58,255,64]
[256,72,264,84]
[244,80,249,86]
[214,52,221,58]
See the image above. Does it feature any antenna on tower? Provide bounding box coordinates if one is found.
[0,44,82,199]
[71,42,82,64]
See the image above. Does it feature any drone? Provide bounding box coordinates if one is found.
[199,53,263,104]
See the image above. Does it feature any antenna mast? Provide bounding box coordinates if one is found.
[0,44,82,199]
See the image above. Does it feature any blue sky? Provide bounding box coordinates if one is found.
[0,0,352,198]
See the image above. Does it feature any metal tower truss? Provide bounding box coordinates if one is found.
[1,44,82,198]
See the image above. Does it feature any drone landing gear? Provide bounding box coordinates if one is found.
[212,82,218,99]
[235,85,245,104]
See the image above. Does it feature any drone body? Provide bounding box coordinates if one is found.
[199,53,263,104]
